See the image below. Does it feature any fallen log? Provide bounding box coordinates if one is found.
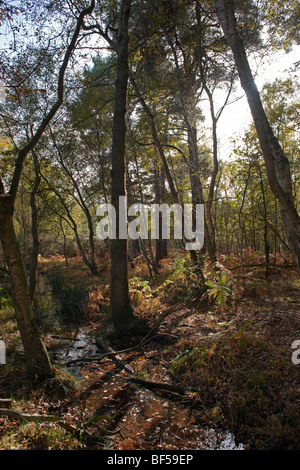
[125,377,185,395]
[0,408,78,436]
[0,408,61,423]
[94,333,187,396]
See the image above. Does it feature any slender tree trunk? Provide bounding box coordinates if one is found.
[215,0,300,273]
[154,163,168,266]
[197,3,233,258]
[0,198,52,378]
[187,126,216,266]
[59,219,69,267]
[130,74,180,206]
[130,74,206,273]
[130,74,198,260]
[206,107,218,255]
[40,171,98,276]
[110,0,147,335]
[196,4,218,255]
[238,161,251,274]
[127,124,157,275]
[259,167,270,277]
[169,36,216,265]
[49,129,99,276]
[0,2,95,377]
[29,152,41,302]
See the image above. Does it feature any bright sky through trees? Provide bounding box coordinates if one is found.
[0,2,298,164]
[215,44,300,160]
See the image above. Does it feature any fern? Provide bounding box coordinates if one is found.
[205,273,233,307]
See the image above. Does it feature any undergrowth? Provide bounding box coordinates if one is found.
[166,320,300,449]
[1,251,300,450]
[47,271,88,324]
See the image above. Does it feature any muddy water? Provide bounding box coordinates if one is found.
[35,273,244,450]
[52,329,98,375]
[116,387,244,450]
[52,327,244,450]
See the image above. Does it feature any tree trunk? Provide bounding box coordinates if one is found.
[0,198,52,379]
[0,2,95,377]
[187,126,216,265]
[40,169,99,276]
[169,35,216,265]
[215,0,300,273]
[59,219,69,266]
[29,151,41,302]
[126,147,156,277]
[259,166,270,277]
[129,74,180,207]
[49,129,99,276]
[154,164,168,266]
[130,74,206,271]
[110,0,147,335]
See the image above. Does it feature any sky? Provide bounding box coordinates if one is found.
[213,45,300,161]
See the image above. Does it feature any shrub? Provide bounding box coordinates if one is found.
[47,271,87,324]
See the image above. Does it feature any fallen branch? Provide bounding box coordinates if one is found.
[59,303,184,369]
[75,369,187,399]
[0,406,79,436]
[125,377,185,395]
[95,336,135,375]
[0,403,123,443]
[0,408,62,423]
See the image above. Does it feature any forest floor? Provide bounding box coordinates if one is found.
[0,249,300,450]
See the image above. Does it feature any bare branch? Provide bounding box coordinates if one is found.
[8,0,95,207]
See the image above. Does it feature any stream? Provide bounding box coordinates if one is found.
[36,272,244,450]
[51,327,244,450]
